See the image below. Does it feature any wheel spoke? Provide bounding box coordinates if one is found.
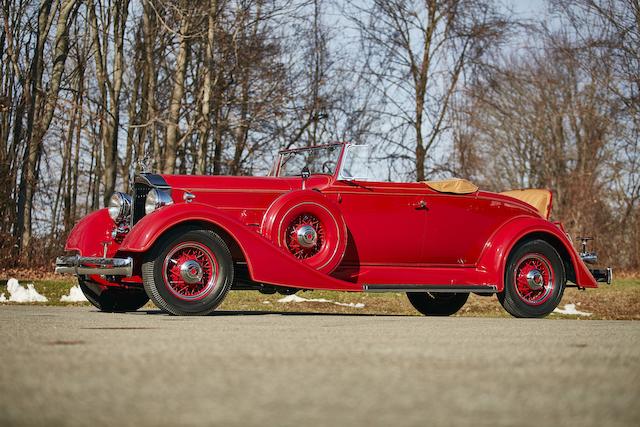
[285,213,324,260]
[162,242,218,300]
[513,253,555,305]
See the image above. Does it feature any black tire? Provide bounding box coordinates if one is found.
[142,229,233,316]
[498,239,566,318]
[79,277,149,312]
[407,292,469,316]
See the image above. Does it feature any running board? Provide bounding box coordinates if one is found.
[363,284,498,293]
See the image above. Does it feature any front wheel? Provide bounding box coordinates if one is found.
[142,229,234,316]
[407,292,469,316]
[498,239,566,318]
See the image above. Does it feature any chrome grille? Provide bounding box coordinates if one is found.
[132,182,151,225]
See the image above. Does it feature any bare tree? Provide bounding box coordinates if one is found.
[88,0,130,205]
[0,0,637,270]
[162,2,193,174]
[348,0,509,181]
[14,0,80,260]
[453,24,636,267]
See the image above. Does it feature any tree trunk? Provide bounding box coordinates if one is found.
[142,0,160,170]
[123,27,143,192]
[90,0,129,206]
[65,67,83,232]
[196,0,220,175]
[164,17,191,174]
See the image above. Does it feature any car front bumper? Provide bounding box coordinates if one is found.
[55,255,133,277]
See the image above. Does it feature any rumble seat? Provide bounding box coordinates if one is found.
[423,178,479,194]
[500,189,552,219]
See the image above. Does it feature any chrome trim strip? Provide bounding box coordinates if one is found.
[55,256,133,277]
[363,284,498,293]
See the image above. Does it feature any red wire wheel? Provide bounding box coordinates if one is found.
[284,213,326,260]
[498,239,566,318]
[512,254,554,305]
[263,192,347,274]
[162,241,220,301]
[142,229,234,316]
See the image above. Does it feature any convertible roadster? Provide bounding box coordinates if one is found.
[56,143,611,317]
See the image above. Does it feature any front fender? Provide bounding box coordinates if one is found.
[477,216,597,291]
[65,208,115,257]
[118,203,361,291]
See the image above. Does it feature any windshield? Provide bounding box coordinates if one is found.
[277,145,342,177]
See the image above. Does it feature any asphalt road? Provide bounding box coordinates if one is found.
[0,306,638,427]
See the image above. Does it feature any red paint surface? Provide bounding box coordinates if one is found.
[63,144,597,291]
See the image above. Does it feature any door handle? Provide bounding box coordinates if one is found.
[411,200,427,210]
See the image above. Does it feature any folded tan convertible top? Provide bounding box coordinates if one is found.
[423,178,479,194]
[500,189,552,219]
[422,179,551,218]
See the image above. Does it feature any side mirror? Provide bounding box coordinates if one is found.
[301,166,310,180]
[301,166,310,190]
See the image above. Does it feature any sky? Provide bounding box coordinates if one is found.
[505,0,548,18]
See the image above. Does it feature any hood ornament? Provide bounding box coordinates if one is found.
[136,156,151,173]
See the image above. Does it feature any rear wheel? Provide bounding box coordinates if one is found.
[142,229,233,316]
[407,292,469,316]
[79,277,149,312]
[498,239,566,318]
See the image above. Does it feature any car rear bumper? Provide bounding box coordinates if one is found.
[55,255,133,277]
[589,267,612,285]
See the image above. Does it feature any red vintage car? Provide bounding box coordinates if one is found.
[56,143,611,317]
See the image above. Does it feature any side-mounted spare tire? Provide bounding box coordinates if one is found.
[261,190,347,274]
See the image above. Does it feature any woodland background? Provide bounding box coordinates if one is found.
[0,0,638,270]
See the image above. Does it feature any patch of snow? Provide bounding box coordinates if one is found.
[334,302,365,308]
[553,303,592,316]
[277,293,364,308]
[278,294,332,303]
[0,293,6,302]
[262,301,271,305]
[60,285,89,302]
[3,278,48,303]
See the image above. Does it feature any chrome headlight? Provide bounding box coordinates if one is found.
[107,192,132,222]
[145,189,173,215]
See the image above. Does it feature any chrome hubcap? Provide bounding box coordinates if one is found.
[180,260,204,284]
[526,269,544,290]
[296,225,318,249]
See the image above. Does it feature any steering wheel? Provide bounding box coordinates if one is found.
[322,161,336,174]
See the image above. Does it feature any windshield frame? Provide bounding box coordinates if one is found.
[272,143,347,178]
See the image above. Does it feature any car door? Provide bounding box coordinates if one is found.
[325,181,428,265]
[421,192,520,266]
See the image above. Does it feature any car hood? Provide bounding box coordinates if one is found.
[159,174,333,193]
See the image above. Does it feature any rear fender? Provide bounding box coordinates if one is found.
[117,203,361,291]
[477,216,597,291]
